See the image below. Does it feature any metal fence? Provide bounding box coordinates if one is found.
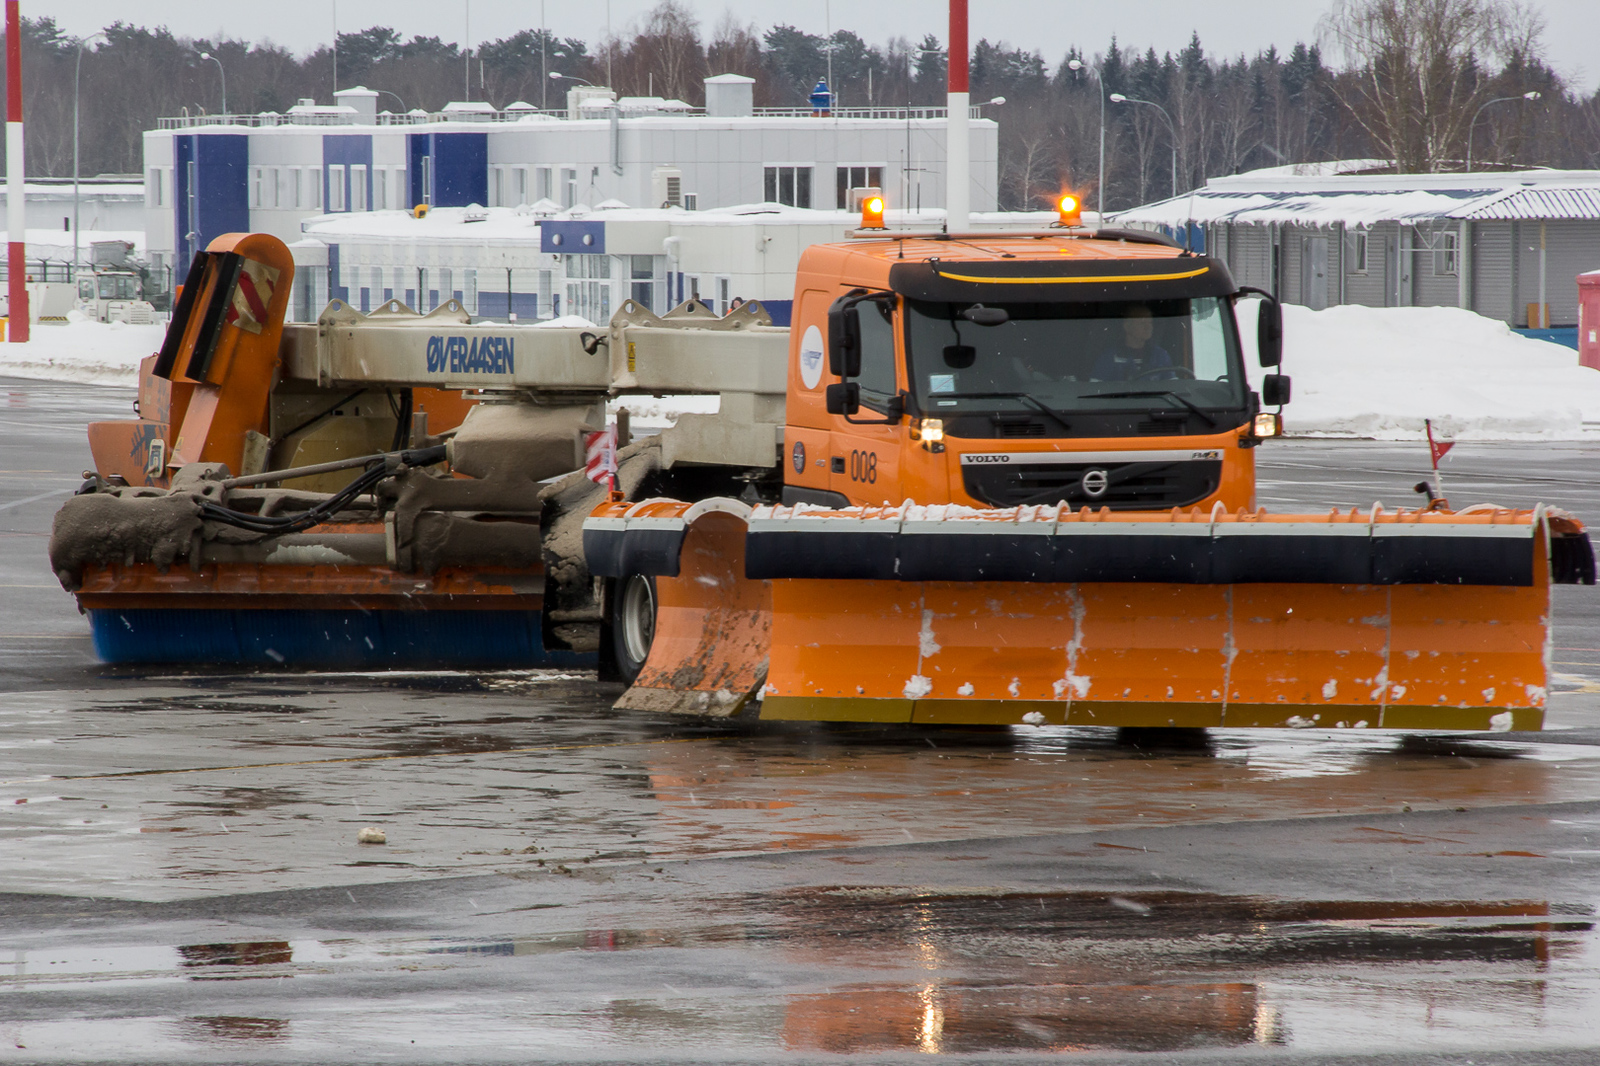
[156,104,972,130]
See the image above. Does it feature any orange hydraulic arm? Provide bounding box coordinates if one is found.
[87,233,294,487]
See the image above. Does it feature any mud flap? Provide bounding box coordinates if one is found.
[613,509,772,716]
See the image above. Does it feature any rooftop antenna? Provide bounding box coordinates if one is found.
[946,0,969,232]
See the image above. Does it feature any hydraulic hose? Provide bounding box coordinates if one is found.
[198,445,447,536]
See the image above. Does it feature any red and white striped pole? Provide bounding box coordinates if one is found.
[945,0,969,234]
[5,0,26,343]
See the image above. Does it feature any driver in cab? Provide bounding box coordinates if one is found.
[1090,305,1174,381]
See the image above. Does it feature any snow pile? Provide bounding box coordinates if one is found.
[1242,302,1600,440]
[0,315,165,386]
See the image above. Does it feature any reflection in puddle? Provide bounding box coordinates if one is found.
[177,941,293,970]
[413,889,1595,1054]
[785,982,1270,1054]
[176,1015,288,1043]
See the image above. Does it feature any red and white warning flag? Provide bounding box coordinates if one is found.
[1425,418,1454,469]
[584,425,618,488]
[224,258,281,335]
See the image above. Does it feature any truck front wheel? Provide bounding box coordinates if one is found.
[612,573,657,682]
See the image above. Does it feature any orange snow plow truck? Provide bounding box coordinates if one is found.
[52,224,1594,731]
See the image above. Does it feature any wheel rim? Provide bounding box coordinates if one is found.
[618,575,656,669]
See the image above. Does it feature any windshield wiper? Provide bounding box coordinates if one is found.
[933,391,1073,432]
[1083,389,1217,427]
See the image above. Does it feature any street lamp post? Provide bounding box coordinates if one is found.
[1110,92,1177,200]
[198,51,227,116]
[1066,58,1106,218]
[73,32,108,279]
[1466,91,1542,172]
[375,89,405,118]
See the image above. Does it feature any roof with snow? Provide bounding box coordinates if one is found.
[1115,166,1600,228]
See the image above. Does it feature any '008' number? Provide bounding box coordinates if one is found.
[850,450,877,484]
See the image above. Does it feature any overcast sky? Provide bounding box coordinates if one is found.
[47,0,1600,92]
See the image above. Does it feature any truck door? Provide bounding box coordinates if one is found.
[829,294,901,504]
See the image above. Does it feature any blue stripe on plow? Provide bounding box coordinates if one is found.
[88,608,596,668]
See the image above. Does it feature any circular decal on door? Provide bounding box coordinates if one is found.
[798,324,825,390]
[792,440,806,474]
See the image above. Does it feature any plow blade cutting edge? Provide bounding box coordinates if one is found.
[584,500,1595,729]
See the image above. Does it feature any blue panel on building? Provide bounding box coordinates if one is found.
[541,221,605,254]
[174,133,249,268]
[327,242,347,304]
[430,133,488,207]
[322,134,374,213]
[408,134,429,209]
[405,132,487,209]
[761,300,793,326]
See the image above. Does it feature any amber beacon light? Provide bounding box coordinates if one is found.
[861,194,886,229]
[1057,193,1082,226]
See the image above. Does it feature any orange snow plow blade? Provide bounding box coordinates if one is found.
[584,500,1595,730]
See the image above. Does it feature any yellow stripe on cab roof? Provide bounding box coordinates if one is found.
[932,265,1211,285]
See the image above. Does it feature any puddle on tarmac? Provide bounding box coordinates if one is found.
[4,891,1598,1053]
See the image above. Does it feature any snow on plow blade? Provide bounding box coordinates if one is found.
[585,500,1595,729]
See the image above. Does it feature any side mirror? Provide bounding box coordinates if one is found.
[1257,299,1283,367]
[827,299,862,377]
[1262,373,1291,406]
[825,382,861,416]
[943,344,976,369]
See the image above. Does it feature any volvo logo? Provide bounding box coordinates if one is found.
[1081,469,1109,497]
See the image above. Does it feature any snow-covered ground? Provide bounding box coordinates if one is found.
[2,303,1596,440]
[1240,302,1600,439]
[0,313,163,386]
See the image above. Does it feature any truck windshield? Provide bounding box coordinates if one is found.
[905,296,1248,418]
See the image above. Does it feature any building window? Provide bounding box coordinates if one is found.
[329,166,346,212]
[1348,230,1368,274]
[1434,231,1459,277]
[515,168,528,205]
[310,167,322,209]
[835,165,885,209]
[561,168,577,208]
[291,168,302,209]
[351,165,367,211]
[374,168,387,210]
[538,269,553,318]
[491,168,503,207]
[630,255,655,312]
[764,165,813,208]
[251,167,265,208]
[536,167,552,202]
[564,253,612,323]
[270,168,281,208]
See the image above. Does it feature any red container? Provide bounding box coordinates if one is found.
[1581,270,1600,371]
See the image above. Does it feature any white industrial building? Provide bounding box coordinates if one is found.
[1117,164,1600,345]
[295,203,1054,327]
[141,77,999,289]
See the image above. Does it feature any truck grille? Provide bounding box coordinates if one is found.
[961,459,1223,510]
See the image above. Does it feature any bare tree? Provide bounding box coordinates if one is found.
[1320,0,1544,171]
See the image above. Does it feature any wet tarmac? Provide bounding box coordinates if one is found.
[4,376,1600,1063]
